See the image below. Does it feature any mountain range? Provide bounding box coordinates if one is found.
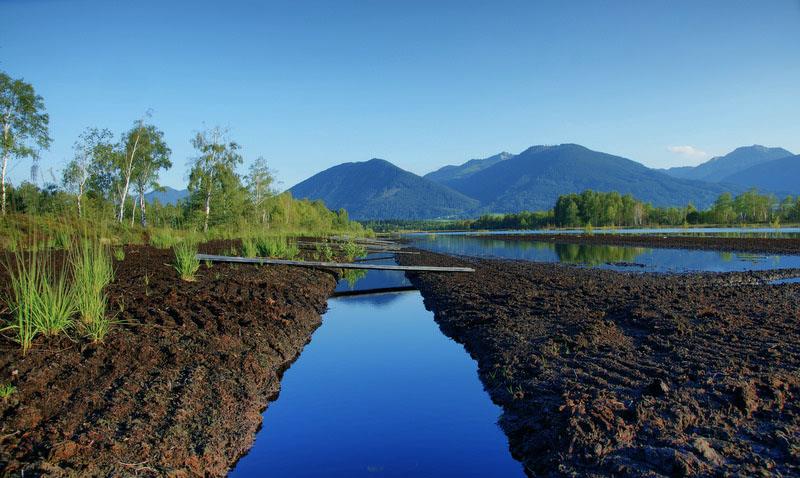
[289,144,797,219]
[662,145,793,182]
[144,186,189,205]
[289,158,479,219]
[143,144,798,220]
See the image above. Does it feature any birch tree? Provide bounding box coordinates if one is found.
[130,125,171,226]
[62,127,113,217]
[188,127,242,231]
[115,119,146,222]
[0,71,51,215]
[246,156,276,224]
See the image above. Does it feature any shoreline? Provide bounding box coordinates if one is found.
[401,250,800,476]
[0,241,336,476]
[473,233,800,255]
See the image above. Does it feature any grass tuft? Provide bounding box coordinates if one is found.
[255,235,299,259]
[3,251,75,352]
[113,247,125,261]
[149,228,178,249]
[72,239,114,325]
[0,383,16,400]
[241,238,258,258]
[174,241,200,281]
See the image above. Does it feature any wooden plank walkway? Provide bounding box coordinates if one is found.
[196,254,474,273]
[332,286,418,297]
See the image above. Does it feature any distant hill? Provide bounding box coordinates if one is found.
[424,151,515,184]
[145,186,189,205]
[434,144,734,212]
[288,158,479,220]
[720,154,800,195]
[662,145,793,182]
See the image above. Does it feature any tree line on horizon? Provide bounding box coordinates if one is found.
[365,189,800,232]
[475,189,800,230]
[0,70,361,235]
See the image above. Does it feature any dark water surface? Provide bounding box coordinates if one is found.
[407,233,800,273]
[230,263,523,477]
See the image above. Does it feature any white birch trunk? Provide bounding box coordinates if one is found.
[140,192,147,227]
[117,129,141,222]
[204,188,211,232]
[1,121,9,216]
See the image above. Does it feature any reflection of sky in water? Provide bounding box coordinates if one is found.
[408,235,800,273]
[230,292,524,477]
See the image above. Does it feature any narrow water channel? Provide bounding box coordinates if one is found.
[230,262,524,476]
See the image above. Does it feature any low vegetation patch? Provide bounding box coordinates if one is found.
[341,240,367,261]
[4,251,75,352]
[0,383,16,400]
[255,235,299,259]
[173,241,200,281]
[72,239,115,341]
[1,237,117,352]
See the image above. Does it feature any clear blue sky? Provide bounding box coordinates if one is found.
[2,0,799,190]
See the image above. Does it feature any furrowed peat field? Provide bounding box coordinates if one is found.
[402,231,800,476]
[1,231,799,476]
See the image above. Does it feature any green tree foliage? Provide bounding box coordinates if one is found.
[62,128,114,218]
[246,156,276,224]
[0,71,52,215]
[188,127,243,232]
[435,189,795,231]
[130,125,171,226]
[110,117,170,224]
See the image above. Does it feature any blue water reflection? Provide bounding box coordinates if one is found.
[230,290,524,477]
[406,227,800,237]
[407,234,800,273]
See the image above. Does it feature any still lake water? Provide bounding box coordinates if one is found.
[406,232,800,273]
[230,260,524,477]
[231,230,800,476]
[415,227,800,237]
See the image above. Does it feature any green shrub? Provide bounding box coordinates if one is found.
[341,240,367,261]
[315,242,334,262]
[174,242,200,281]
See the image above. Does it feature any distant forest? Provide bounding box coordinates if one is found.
[364,189,800,231]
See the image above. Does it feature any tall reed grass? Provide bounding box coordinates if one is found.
[3,251,75,353]
[1,237,116,351]
[241,238,258,258]
[72,239,114,341]
[255,235,299,259]
[174,241,200,281]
